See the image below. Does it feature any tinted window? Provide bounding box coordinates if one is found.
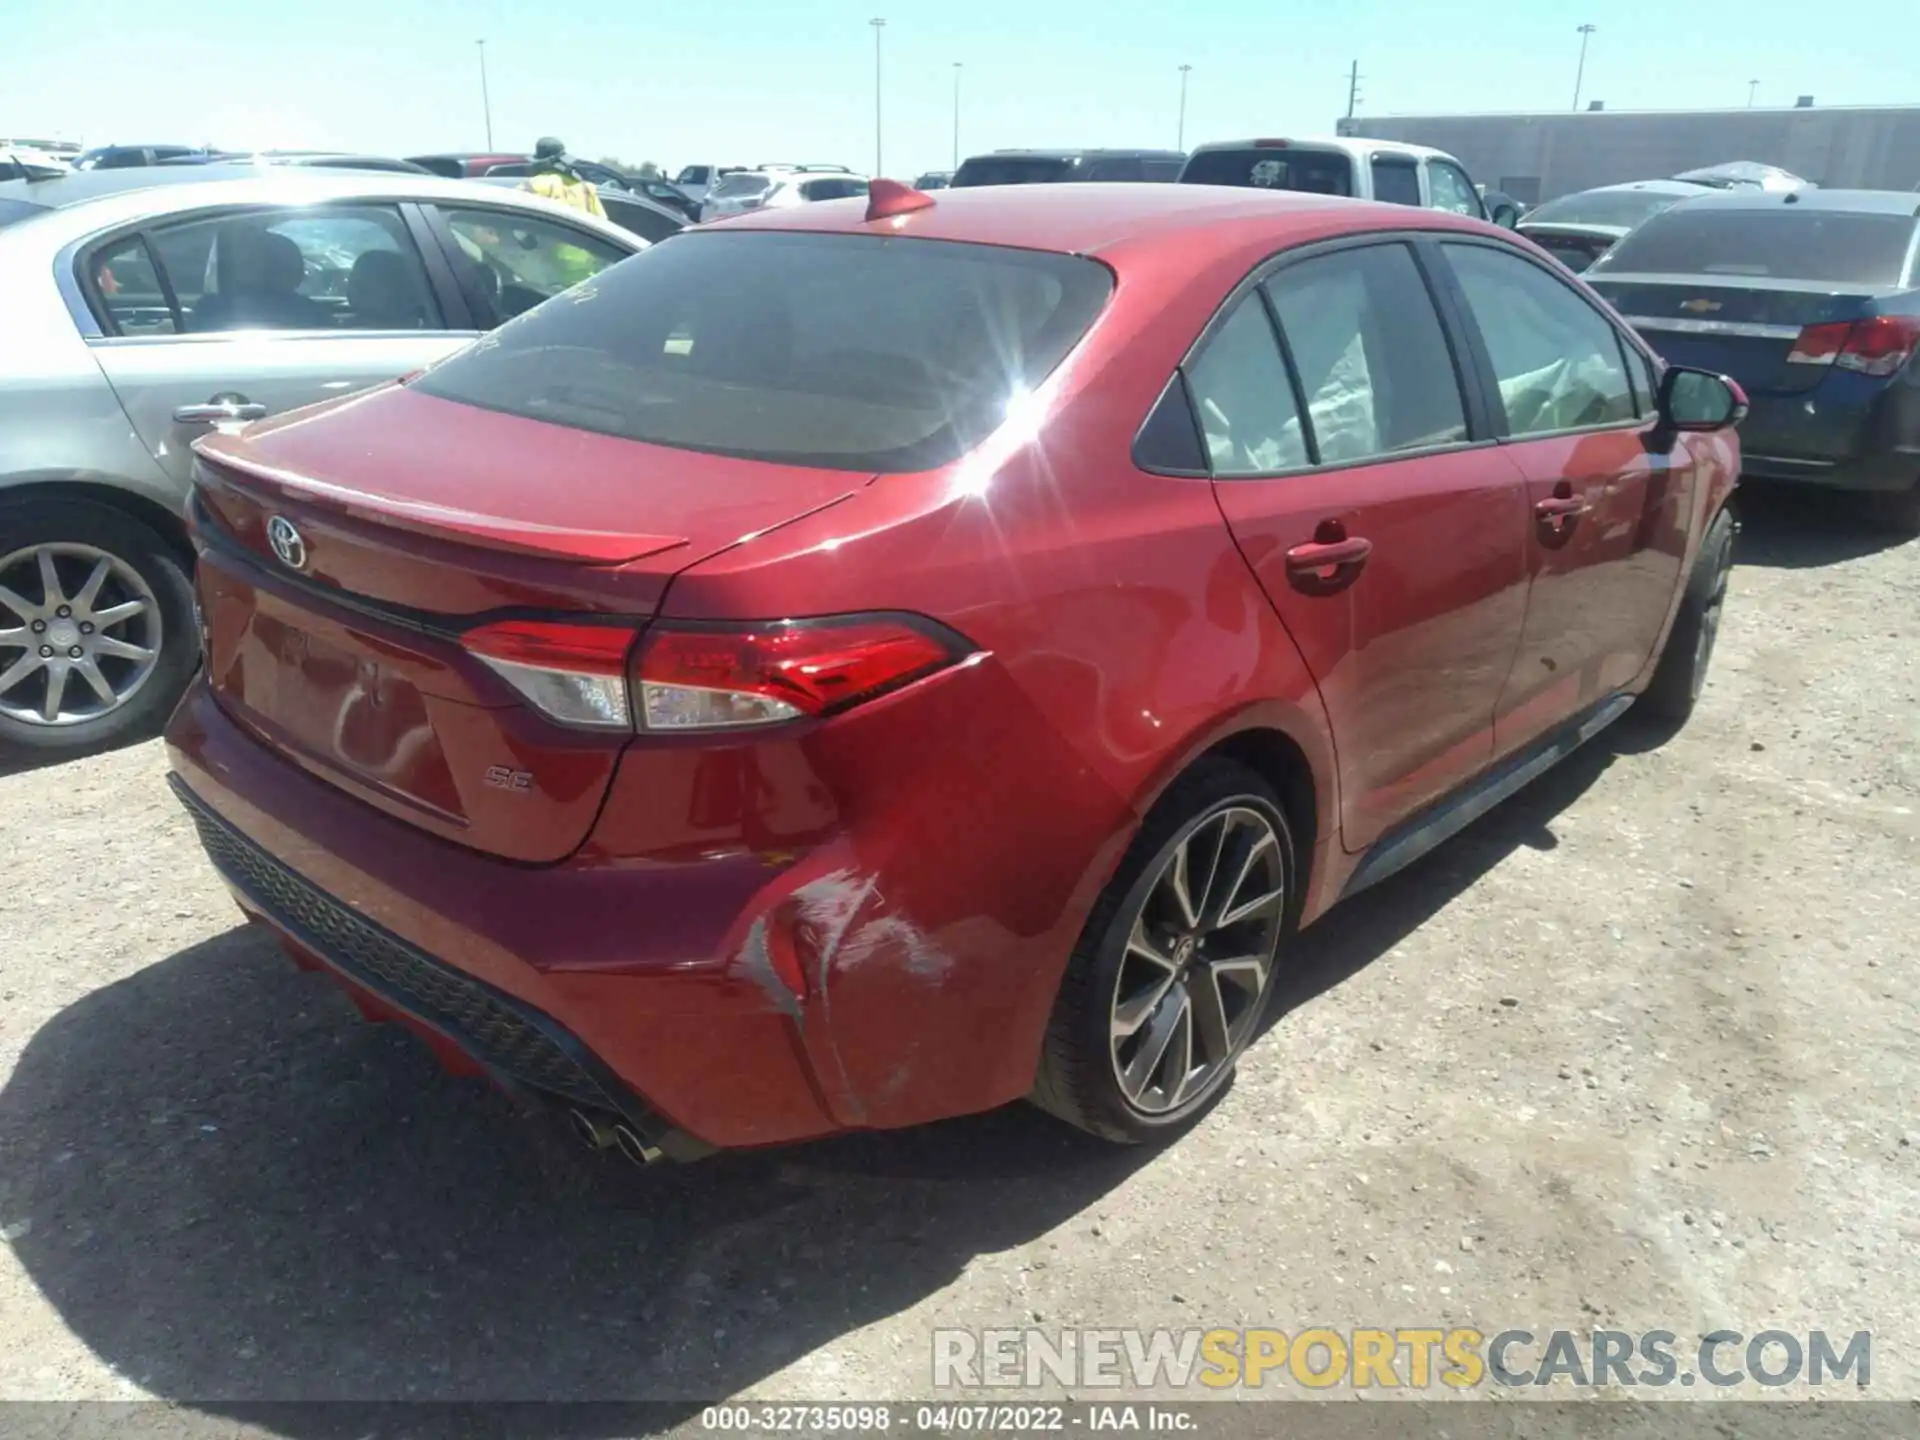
[1427,161,1482,216]
[1594,208,1918,286]
[89,235,177,335]
[800,178,869,201]
[1185,297,1308,475]
[1371,158,1421,207]
[144,204,439,333]
[1143,159,1185,182]
[412,231,1113,472]
[1523,188,1694,229]
[1085,158,1145,182]
[600,195,683,244]
[439,207,629,323]
[711,173,773,198]
[952,157,1076,186]
[1265,244,1467,462]
[1444,242,1636,434]
[1180,148,1353,196]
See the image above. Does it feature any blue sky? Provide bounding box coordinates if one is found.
[10,0,1915,177]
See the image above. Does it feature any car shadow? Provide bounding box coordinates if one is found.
[0,712,1640,1435]
[1731,482,1909,569]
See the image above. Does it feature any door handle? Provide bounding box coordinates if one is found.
[1534,496,1586,519]
[174,399,267,424]
[1284,530,1373,596]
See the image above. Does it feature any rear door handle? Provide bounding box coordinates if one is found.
[1284,533,1373,595]
[1535,496,1586,519]
[174,398,267,424]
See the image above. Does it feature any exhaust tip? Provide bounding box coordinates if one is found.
[613,1123,663,1167]
[567,1107,618,1151]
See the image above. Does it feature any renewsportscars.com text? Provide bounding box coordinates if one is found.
[932,1327,1871,1390]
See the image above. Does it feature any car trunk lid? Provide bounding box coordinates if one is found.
[190,384,863,862]
[1587,276,1891,396]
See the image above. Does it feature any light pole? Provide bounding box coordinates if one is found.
[1177,64,1193,150]
[1748,79,1759,107]
[476,39,493,150]
[869,18,886,177]
[952,62,962,170]
[1571,24,1596,112]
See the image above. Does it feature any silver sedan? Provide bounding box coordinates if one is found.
[0,166,645,758]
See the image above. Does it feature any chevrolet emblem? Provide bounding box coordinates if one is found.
[1680,298,1722,314]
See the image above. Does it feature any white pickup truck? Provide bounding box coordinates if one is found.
[1179,136,1521,226]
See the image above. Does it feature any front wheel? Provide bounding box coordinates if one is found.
[1031,759,1295,1144]
[0,497,199,757]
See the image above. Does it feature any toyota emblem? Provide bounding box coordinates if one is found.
[266,515,308,570]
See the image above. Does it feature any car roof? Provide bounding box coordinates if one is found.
[709,179,1490,259]
[1663,188,1920,216]
[1579,179,1719,197]
[0,166,645,250]
[1189,135,1461,163]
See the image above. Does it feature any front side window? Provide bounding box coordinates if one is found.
[1443,242,1636,434]
[411,230,1113,472]
[1427,161,1483,217]
[1264,243,1468,463]
[438,207,629,324]
[136,204,440,333]
[1370,158,1421,207]
[1184,297,1308,476]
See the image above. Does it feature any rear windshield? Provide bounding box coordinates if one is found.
[1524,189,1693,230]
[711,173,773,198]
[411,231,1113,472]
[1179,148,1354,196]
[953,157,1075,187]
[1595,208,1918,286]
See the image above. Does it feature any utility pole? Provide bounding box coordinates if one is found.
[1571,24,1596,112]
[1346,59,1362,121]
[1748,79,1759,107]
[953,62,963,170]
[1177,64,1192,150]
[476,39,493,150]
[869,18,886,177]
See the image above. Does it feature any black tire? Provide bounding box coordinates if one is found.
[1638,505,1734,726]
[1866,482,1920,538]
[0,496,198,758]
[1031,758,1296,1144]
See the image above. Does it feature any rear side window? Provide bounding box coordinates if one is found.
[1264,244,1468,462]
[411,230,1114,472]
[1180,149,1353,196]
[1185,298,1308,475]
[1596,208,1918,286]
[88,235,178,335]
[1085,158,1145,182]
[1371,158,1421,207]
[1143,159,1185,182]
[800,178,870,201]
[711,173,773,198]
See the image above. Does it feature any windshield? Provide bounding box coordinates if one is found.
[676,165,711,184]
[710,173,773,198]
[411,230,1113,472]
[1523,189,1694,230]
[953,157,1075,186]
[1179,148,1354,196]
[1594,207,1918,286]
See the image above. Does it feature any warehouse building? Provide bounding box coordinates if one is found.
[1336,103,1920,204]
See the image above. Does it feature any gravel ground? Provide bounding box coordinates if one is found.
[0,487,1915,1426]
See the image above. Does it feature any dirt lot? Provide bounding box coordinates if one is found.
[0,488,1915,1423]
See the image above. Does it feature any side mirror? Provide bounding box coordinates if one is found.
[1658,366,1748,431]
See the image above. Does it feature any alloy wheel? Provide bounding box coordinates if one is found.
[0,543,163,727]
[1109,804,1287,1115]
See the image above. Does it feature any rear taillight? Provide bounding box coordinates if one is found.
[463,620,638,730]
[632,617,965,731]
[1787,315,1920,376]
[463,615,967,733]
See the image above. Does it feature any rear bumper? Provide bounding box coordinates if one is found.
[1740,448,1920,492]
[1737,378,1920,493]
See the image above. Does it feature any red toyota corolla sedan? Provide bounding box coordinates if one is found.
[166,181,1745,1162]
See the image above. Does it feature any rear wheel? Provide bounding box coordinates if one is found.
[0,497,198,757]
[1032,759,1294,1144]
[1639,506,1734,727]
[1866,481,1920,538]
